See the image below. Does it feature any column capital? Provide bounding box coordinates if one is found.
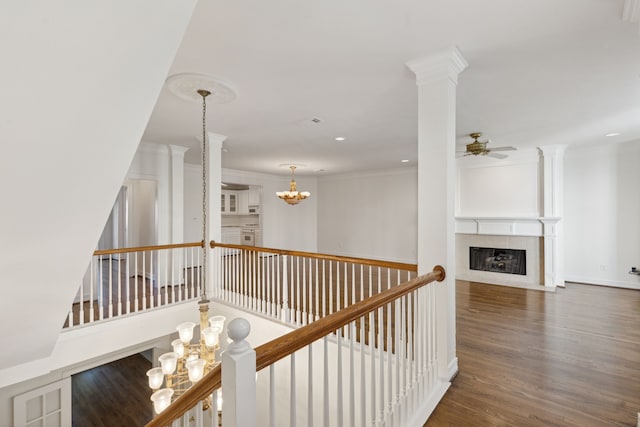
[406,46,468,86]
[169,144,189,156]
[537,144,567,157]
[207,132,228,149]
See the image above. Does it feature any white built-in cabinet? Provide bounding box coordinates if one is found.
[221,191,238,214]
[222,188,260,215]
[221,227,241,244]
[238,191,249,215]
[248,187,260,206]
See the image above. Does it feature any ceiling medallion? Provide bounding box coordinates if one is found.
[166,72,237,104]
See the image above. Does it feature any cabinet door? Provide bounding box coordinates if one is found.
[238,191,249,214]
[228,193,237,213]
[248,188,261,205]
[221,193,226,213]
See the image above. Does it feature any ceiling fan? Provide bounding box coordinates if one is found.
[458,132,516,159]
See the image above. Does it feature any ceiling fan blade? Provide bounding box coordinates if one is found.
[487,152,508,159]
[489,146,516,152]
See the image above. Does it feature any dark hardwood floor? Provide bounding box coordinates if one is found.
[72,353,153,427]
[427,280,640,427]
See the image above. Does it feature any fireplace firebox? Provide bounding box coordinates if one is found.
[469,247,526,276]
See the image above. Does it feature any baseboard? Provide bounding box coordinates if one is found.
[447,357,459,381]
[405,380,450,427]
[565,275,640,290]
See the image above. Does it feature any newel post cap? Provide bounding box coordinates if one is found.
[227,318,251,355]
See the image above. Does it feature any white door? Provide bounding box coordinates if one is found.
[13,377,71,427]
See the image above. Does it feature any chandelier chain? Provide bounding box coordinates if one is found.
[201,90,208,301]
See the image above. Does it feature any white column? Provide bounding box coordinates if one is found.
[538,145,567,288]
[407,47,467,381]
[169,145,189,243]
[207,132,226,298]
[222,318,256,427]
[170,145,189,285]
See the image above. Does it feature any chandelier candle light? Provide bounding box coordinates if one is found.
[147,80,233,415]
[276,165,311,205]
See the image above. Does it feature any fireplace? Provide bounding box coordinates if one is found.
[469,247,526,275]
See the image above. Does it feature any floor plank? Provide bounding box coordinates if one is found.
[426,280,640,427]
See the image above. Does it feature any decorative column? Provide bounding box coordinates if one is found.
[170,144,189,284]
[538,145,567,288]
[207,132,226,298]
[222,318,256,427]
[407,47,467,381]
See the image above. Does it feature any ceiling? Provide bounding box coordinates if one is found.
[142,0,640,176]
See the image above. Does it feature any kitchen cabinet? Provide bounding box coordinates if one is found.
[221,227,241,245]
[248,187,261,206]
[221,191,238,214]
[238,191,249,215]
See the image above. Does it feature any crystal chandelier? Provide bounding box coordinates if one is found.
[276,165,311,205]
[146,88,225,415]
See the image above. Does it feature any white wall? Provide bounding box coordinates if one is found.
[456,149,542,218]
[564,140,640,289]
[0,1,198,373]
[317,168,417,263]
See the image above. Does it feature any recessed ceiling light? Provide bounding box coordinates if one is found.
[401,159,409,163]
[335,137,345,141]
[605,132,620,137]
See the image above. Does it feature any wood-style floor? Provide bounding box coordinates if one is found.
[426,280,640,427]
[72,353,153,426]
[70,280,640,426]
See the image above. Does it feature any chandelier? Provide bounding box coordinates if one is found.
[146,86,226,415]
[276,165,311,205]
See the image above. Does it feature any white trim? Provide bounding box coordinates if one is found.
[565,276,640,290]
[455,217,559,237]
[405,381,450,427]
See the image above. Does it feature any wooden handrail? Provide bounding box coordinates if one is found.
[145,265,444,427]
[93,241,203,256]
[210,241,418,272]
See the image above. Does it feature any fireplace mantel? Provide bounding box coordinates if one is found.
[455,217,560,237]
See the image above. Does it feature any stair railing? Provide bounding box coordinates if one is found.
[146,265,445,427]
[65,242,203,328]
[210,241,418,327]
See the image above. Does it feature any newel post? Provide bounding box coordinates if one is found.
[222,318,256,427]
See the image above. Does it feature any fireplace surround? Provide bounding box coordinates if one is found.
[455,217,559,289]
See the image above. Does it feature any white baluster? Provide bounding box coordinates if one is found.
[89,256,95,322]
[321,259,326,318]
[221,318,256,427]
[315,259,320,321]
[125,252,130,314]
[290,353,296,426]
[323,336,329,427]
[117,254,122,316]
[136,251,142,312]
[308,343,314,427]
[349,321,355,427]
[164,250,169,306]
[296,256,301,325]
[337,326,344,427]
[108,257,113,318]
[98,258,104,321]
[281,254,290,322]
[328,261,333,316]
[270,364,276,427]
